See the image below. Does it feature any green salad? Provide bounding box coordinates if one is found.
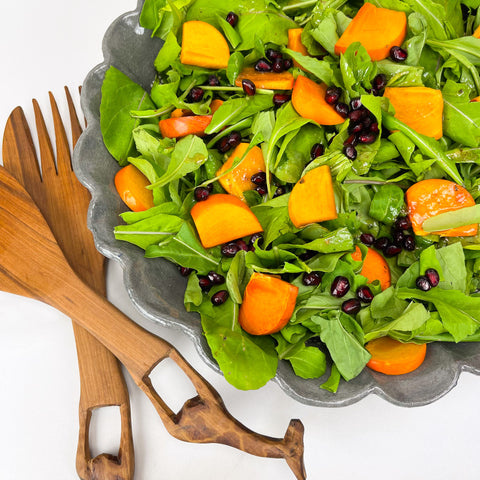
[99,0,480,393]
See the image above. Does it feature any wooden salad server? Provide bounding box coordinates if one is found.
[0,165,307,478]
[2,89,135,480]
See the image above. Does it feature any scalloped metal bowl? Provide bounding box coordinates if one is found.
[73,0,480,407]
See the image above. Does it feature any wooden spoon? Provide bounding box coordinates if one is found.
[0,165,307,480]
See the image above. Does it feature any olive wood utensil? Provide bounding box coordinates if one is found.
[2,88,135,480]
[0,163,307,480]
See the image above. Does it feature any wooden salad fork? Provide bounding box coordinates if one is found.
[2,88,135,480]
[1,93,307,479]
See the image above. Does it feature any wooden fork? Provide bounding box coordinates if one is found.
[2,88,135,480]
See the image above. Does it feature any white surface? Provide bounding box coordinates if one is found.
[1,1,479,479]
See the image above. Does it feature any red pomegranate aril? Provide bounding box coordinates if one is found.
[283,58,293,70]
[395,216,412,231]
[349,121,363,134]
[372,73,387,91]
[331,276,350,297]
[374,237,390,250]
[255,184,268,195]
[227,131,242,148]
[272,58,285,73]
[299,250,316,261]
[403,235,416,251]
[334,102,349,117]
[251,171,267,185]
[350,97,362,110]
[198,275,213,292]
[226,11,239,27]
[302,271,322,286]
[343,145,357,160]
[310,143,325,160]
[194,186,210,201]
[235,239,249,251]
[273,93,291,108]
[358,132,377,144]
[206,183,214,193]
[249,232,263,247]
[356,285,374,303]
[266,48,283,61]
[362,116,373,130]
[221,242,240,257]
[325,86,342,105]
[392,230,406,245]
[342,298,361,315]
[416,275,431,291]
[348,109,364,123]
[208,74,220,86]
[369,122,379,134]
[390,46,408,62]
[211,290,229,306]
[384,244,402,257]
[242,79,256,96]
[360,233,375,246]
[216,136,232,153]
[207,271,226,285]
[343,134,358,147]
[274,186,286,197]
[255,58,272,72]
[179,267,193,277]
[425,268,440,287]
[187,87,205,103]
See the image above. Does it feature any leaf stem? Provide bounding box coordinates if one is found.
[199,85,274,95]
[282,0,317,12]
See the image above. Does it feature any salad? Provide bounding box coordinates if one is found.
[99,0,480,393]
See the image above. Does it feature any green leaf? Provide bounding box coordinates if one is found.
[320,363,341,393]
[184,272,203,308]
[154,31,181,72]
[216,14,242,48]
[368,184,405,225]
[422,204,480,233]
[226,250,249,304]
[282,48,334,85]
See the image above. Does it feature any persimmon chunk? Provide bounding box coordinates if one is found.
[291,76,345,126]
[334,3,407,61]
[474,25,480,39]
[288,165,338,228]
[159,115,212,138]
[239,272,299,335]
[115,164,154,212]
[351,246,391,290]
[366,337,427,375]
[191,193,263,248]
[216,143,266,200]
[406,179,478,237]
[288,28,309,68]
[235,67,294,90]
[383,87,443,139]
[180,21,230,69]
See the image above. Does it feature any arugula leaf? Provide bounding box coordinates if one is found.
[368,184,405,225]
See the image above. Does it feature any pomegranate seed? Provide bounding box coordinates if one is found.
[384,244,402,257]
[343,145,357,160]
[395,216,412,230]
[390,46,408,62]
[310,143,324,160]
[358,132,377,144]
[360,233,375,246]
[236,239,249,251]
[198,275,213,292]
[302,271,322,286]
[208,75,220,86]
[299,250,316,261]
[362,116,373,130]
[249,233,263,248]
[283,58,293,70]
[194,186,210,201]
[331,276,350,297]
[392,230,406,245]
[372,73,387,91]
[206,183,214,193]
[343,134,358,147]
[325,86,342,104]
[255,58,272,72]
[179,267,193,276]
[416,275,431,291]
[349,109,364,123]
[255,184,268,195]
[425,268,440,287]
[187,87,204,103]
[342,298,361,315]
[374,237,390,250]
[369,122,379,134]
[221,242,240,257]
[251,171,267,185]
[211,290,229,306]
[242,79,256,96]
[272,58,285,73]
[349,122,363,134]
[226,11,239,27]
[403,235,416,251]
[356,285,374,303]
[273,93,291,108]
[216,136,232,153]
[266,48,283,61]
[350,97,362,110]
[334,102,349,117]
[208,271,225,285]
[274,186,286,197]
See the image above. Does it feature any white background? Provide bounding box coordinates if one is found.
[1,1,480,479]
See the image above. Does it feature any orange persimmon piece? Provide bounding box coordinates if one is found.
[159,115,212,138]
[406,179,478,237]
[334,3,407,61]
[114,164,154,212]
[288,165,338,228]
[366,337,427,375]
[239,272,299,335]
[383,87,443,139]
[210,99,224,114]
[291,76,345,126]
[170,108,192,118]
[216,143,266,200]
[471,96,480,102]
[235,67,294,90]
[351,246,391,290]
[474,24,480,39]
[191,193,263,248]
[180,21,230,69]
[288,28,309,69]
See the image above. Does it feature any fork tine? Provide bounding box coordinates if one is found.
[2,106,42,190]
[65,86,84,148]
[49,92,72,176]
[32,98,57,181]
